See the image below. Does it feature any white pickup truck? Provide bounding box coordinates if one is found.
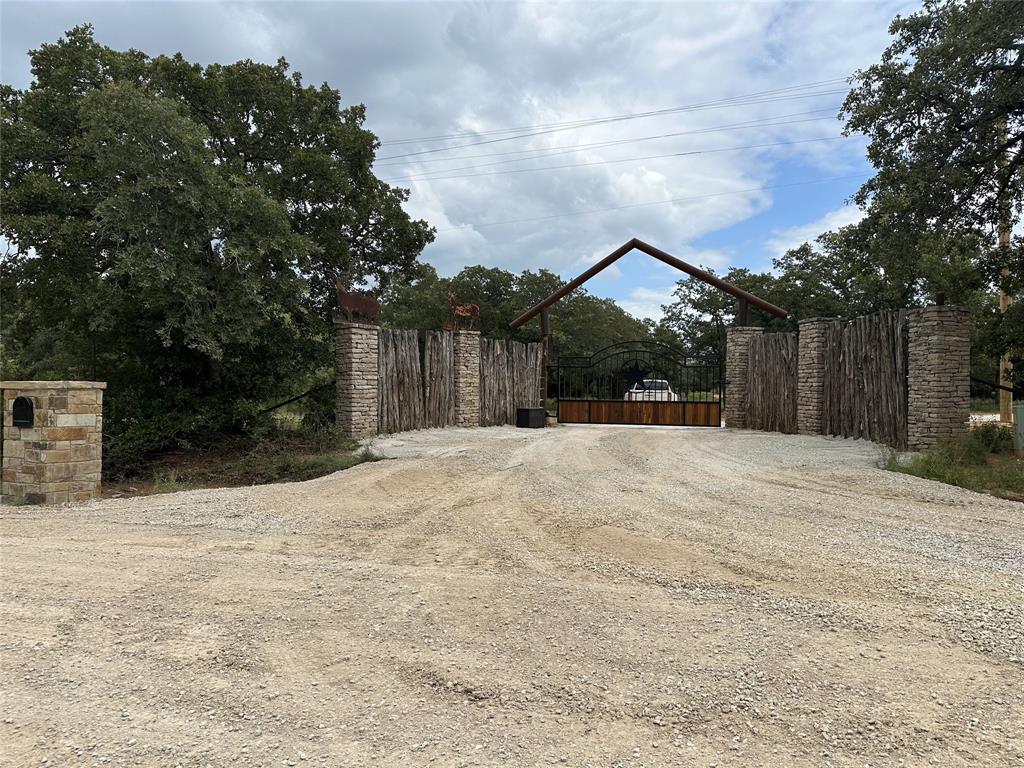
[623,379,678,402]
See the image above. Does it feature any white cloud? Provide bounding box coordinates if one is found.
[618,286,677,322]
[765,204,865,261]
[570,244,628,281]
[1,0,904,290]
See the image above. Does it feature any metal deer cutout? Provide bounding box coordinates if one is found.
[447,289,480,331]
[334,274,381,325]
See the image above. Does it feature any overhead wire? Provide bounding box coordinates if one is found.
[378,80,859,239]
[435,174,866,232]
[381,136,847,183]
[379,77,849,147]
[373,108,842,169]
[377,87,848,160]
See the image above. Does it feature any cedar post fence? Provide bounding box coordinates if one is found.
[727,306,970,450]
[336,324,544,437]
[746,332,798,434]
[479,338,544,426]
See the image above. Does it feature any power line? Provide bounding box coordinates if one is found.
[381,136,847,183]
[435,174,866,232]
[381,120,846,182]
[380,77,849,146]
[373,108,841,169]
[377,88,848,160]
[384,80,845,144]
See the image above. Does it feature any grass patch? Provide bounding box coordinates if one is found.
[109,426,381,497]
[970,397,1000,414]
[884,423,1023,501]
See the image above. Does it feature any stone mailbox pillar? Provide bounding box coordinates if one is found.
[335,320,380,439]
[1,381,106,505]
[453,330,481,428]
[724,327,763,428]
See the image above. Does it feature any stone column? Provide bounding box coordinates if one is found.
[335,320,379,439]
[723,327,762,428]
[1,381,105,505]
[453,330,481,428]
[797,318,839,435]
[907,306,970,451]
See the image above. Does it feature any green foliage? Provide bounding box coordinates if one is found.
[884,425,1023,499]
[968,422,1017,456]
[380,262,652,358]
[970,397,999,414]
[207,445,374,486]
[137,424,380,494]
[659,266,793,359]
[1,25,432,475]
[842,0,1024,289]
[662,1,1024,376]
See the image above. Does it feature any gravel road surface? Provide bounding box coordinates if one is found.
[1,425,1022,767]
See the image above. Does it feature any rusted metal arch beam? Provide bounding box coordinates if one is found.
[508,237,788,330]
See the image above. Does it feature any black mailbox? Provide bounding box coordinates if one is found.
[12,396,34,427]
[515,407,546,429]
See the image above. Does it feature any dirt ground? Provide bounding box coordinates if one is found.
[1,425,1022,767]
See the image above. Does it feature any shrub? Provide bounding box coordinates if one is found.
[967,423,1015,456]
[884,425,1023,498]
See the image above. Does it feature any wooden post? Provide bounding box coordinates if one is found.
[540,308,550,408]
[997,116,1014,423]
[737,298,749,326]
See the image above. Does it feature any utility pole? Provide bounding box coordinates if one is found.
[999,236,1013,423]
[998,117,1014,423]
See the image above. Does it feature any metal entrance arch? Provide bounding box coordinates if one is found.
[554,340,722,426]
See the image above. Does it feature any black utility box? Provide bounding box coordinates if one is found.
[515,407,546,428]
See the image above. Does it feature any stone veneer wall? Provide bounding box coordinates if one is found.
[335,320,379,439]
[907,306,970,450]
[730,307,969,450]
[723,327,763,428]
[1,381,105,505]
[796,318,839,435]
[453,330,481,427]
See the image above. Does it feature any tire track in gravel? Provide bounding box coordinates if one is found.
[2,425,1022,767]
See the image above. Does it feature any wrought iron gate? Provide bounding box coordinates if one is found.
[553,341,722,426]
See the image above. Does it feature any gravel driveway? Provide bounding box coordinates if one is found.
[1,425,1021,767]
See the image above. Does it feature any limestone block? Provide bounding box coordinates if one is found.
[453,331,481,428]
[724,327,763,428]
[907,307,970,451]
[796,318,840,436]
[334,321,380,439]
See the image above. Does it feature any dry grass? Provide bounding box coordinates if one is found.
[885,423,1023,501]
[106,426,379,496]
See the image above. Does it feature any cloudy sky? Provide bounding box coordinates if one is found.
[1,0,918,319]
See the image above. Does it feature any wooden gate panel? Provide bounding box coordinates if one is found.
[652,402,684,425]
[558,401,590,423]
[687,402,720,426]
[553,340,722,428]
[590,401,625,424]
[559,399,720,426]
